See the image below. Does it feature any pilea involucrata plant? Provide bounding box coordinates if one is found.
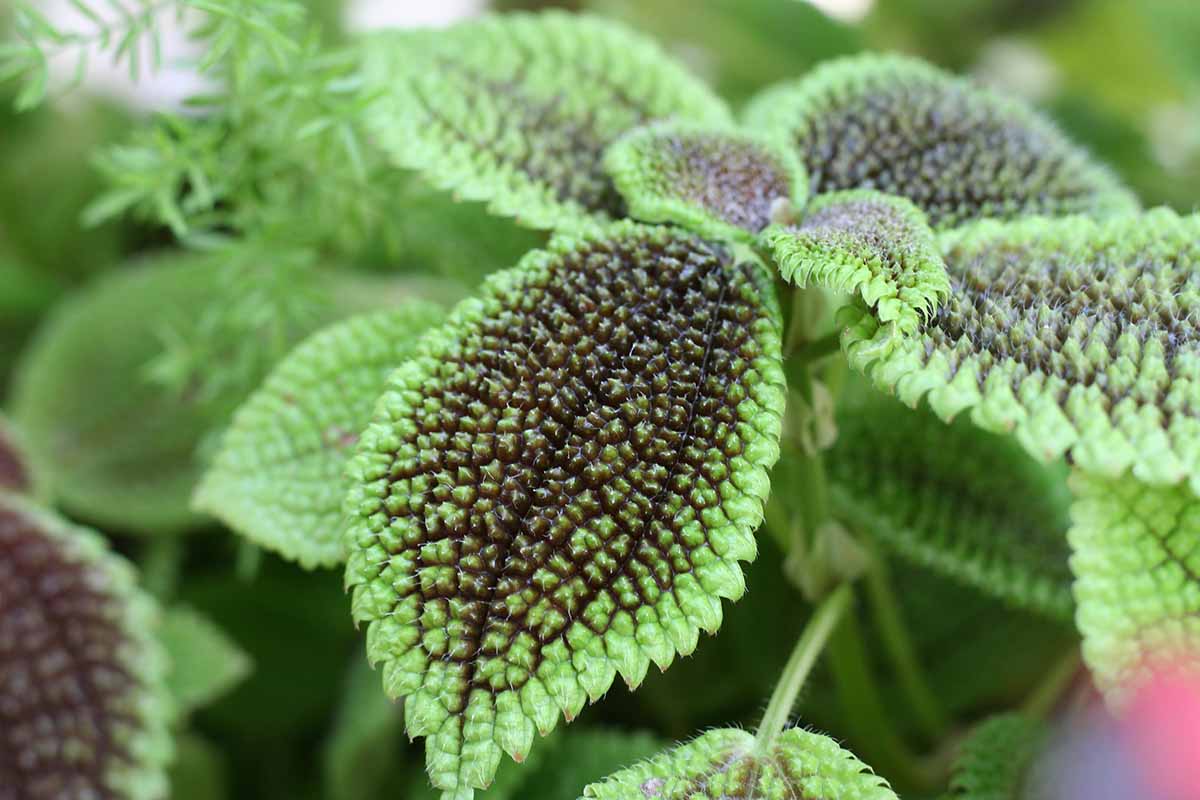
[3,2,1200,799]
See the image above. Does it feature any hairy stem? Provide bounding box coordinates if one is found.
[863,554,950,741]
[756,583,853,750]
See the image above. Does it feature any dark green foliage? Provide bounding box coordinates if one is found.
[827,391,1074,619]
[344,222,784,796]
[745,54,1138,228]
[946,714,1046,800]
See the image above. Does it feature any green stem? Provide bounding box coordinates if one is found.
[756,583,853,750]
[793,331,841,365]
[141,537,184,601]
[826,607,941,792]
[863,554,950,741]
[1021,647,1082,720]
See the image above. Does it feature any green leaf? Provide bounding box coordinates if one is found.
[169,733,229,800]
[343,222,786,799]
[827,390,1074,620]
[946,714,1046,800]
[0,494,172,799]
[0,413,39,495]
[604,122,807,240]
[360,12,732,232]
[744,54,1138,229]
[761,189,949,337]
[194,304,446,568]
[323,657,404,800]
[1068,471,1200,704]
[581,727,897,799]
[841,210,1200,492]
[160,606,253,717]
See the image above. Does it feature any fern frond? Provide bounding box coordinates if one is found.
[604,122,807,241]
[762,190,949,337]
[946,713,1046,800]
[842,210,1200,493]
[0,494,172,799]
[581,727,897,799]
[343,222,785,798]
[827,391,1074,621]
[360,12,732,232]
[194,303,446,568]
[744,54,1138,229]
[1069,471,1200,705]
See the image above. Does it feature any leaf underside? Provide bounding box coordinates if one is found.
[827,390,1074,620]
[946,713,1046,800]
[744,53,1138,229]
[194,304,446,568]
[1069,471,1200,704]
[0,495,171,799]
[605,122,806,241]
[843,210,1200,492]
[361,12,732,232]
[581,727,897,799]
[762,189,949,337]
[343,222,785,798]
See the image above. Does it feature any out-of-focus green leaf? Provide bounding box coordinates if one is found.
[161,605,253,717]
[170,733,230,800]
[323,658,404,800]
[946,713,1047,800]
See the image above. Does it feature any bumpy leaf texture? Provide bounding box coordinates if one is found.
[604,123,807,241]
[0,496,171,799]
[843,210,1200,492]
[743,54,1138,228]
[827,390,1074,620]
[762,190,949,337]
[946,714,1046,800]
[194,303,446,568]
[580,727,897,799]
[343,222,785,798]
[1069,472,1200,705]
[360,12,732,232]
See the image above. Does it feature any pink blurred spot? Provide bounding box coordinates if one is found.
[1122,661,1200,800]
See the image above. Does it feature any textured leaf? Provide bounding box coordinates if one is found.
[409,728,666,800]
[343,222,785,798]
[1068,471,1200,704]
[841,210,1200,492]
[744,54,1138,229]
[604,122,806,240]
[762,190,949,337]
[160,606,252,717]
[194,304,446,568]
[323,658,404,800]
[946,714,1046,800]
[827,390,1073,620]
[361,12,732,231]
[581,727,897,799]
[0,494,172,798]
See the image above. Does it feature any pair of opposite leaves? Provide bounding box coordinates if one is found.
[191,11,1200,800]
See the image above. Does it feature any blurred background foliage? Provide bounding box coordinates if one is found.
[0,0,1196,798]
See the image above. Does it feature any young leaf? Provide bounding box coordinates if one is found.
[827,390,1074,620]
[1068,471,1200,704]
[343,222,786,798]
[761,190,949,336]
[160,606,253,717]
[604,122,807,241]
[744,54,1138,229]
[841,210,1200,492]
[0,494,172,798]
[946,713,1046,800]
[580,727,897,799]
[194,304,447,568]
[360,12,732,232]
